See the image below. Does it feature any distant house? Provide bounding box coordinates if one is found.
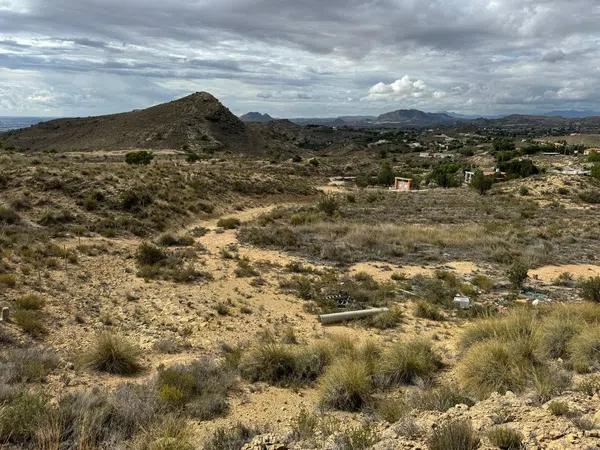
[390,177,413,191]
[464,168,505,184]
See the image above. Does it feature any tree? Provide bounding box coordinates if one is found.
[493,138,516,153]
[377,161,395,186]
[470,170,493,195]
[430,163,461,188]
[125,150,154,165]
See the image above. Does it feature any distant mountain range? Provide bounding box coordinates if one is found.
[0,117,53,132]
[5,93,600,153]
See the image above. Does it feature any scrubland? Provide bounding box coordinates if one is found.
[1,148,600,449]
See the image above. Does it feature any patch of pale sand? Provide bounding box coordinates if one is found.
[530,264,600,284]
[349,261,479,282]
[318,185,350,194]
[197,203,297,230]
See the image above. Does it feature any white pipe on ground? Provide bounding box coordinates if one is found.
[318,307,389,325]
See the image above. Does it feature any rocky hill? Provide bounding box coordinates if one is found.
[0,92,258,152]
[376,109,460,126]
[240,112,275,123]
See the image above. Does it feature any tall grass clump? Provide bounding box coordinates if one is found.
[376,339,442,387]
[427,419,480,450]
[567,327,600,373]
[239,342,329,386]
[487,427,523,449]
[82,333,143,375]
[318,357,372,411]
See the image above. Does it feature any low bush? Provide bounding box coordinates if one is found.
[125,150,154,165]
[15,294,45,310]
[136,242,167,265]
[507,261,529,288]
[0,348,59,383]
[155,358,235,420]
[13,309,47,337]
[317,194,339,216]
[291,409,319,440]
[487,426,523,450]
[409,384,474,412]
[414,301,444,321]
[156,233,195,247]
[427,419,480,450]
[130,415,194,450]
[318,357,372,411]
[217,217,241,229]
[234,258,260,278]
[239,342,328,386]
[581,276,600,302]
[364,308,403,329]
[333,424,379,449]
[0,205,20,224]
[0,391,49,443]
[376,339,442,387]
[203,423,258,450]
[579,189,600,204]
[82,332,143,375]
[548,400,570,416]
[0,273,17,288]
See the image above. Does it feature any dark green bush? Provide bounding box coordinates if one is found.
[125,151,154,165]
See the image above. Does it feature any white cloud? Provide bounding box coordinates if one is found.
[366,76,436,101]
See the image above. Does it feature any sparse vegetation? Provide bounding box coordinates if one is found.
[487,427,523,449]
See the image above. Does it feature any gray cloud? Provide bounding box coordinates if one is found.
[1,0,600,116]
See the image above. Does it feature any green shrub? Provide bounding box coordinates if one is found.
[318,357,372,411]
[203,423,258,450]
[581,276,600,302]
[15,294,45,310]
[507,261,528,288]
[471,274,494,292]
[376,339,442,387]
[0,392,49,443]
[0,205,20,224]
[567,327,600,373]
[125,150,154,165]
[156,233,195,247]
[13,309,47,337]
[316,195,339,216]
[365,308,403,329]
[217,217,241,229]
[0,273,17,288]
[470,170,493,195]
[428,420,479,450]
[487,427,523,449]
[579,189,600,204]
[82,333,143,375]
[548,400,570,416]
[234,258,259,278]
[136,242,167,265]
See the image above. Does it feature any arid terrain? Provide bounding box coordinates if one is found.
[1,95,600,450]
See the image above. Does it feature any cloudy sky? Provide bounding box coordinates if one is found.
[0,0,599,117]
